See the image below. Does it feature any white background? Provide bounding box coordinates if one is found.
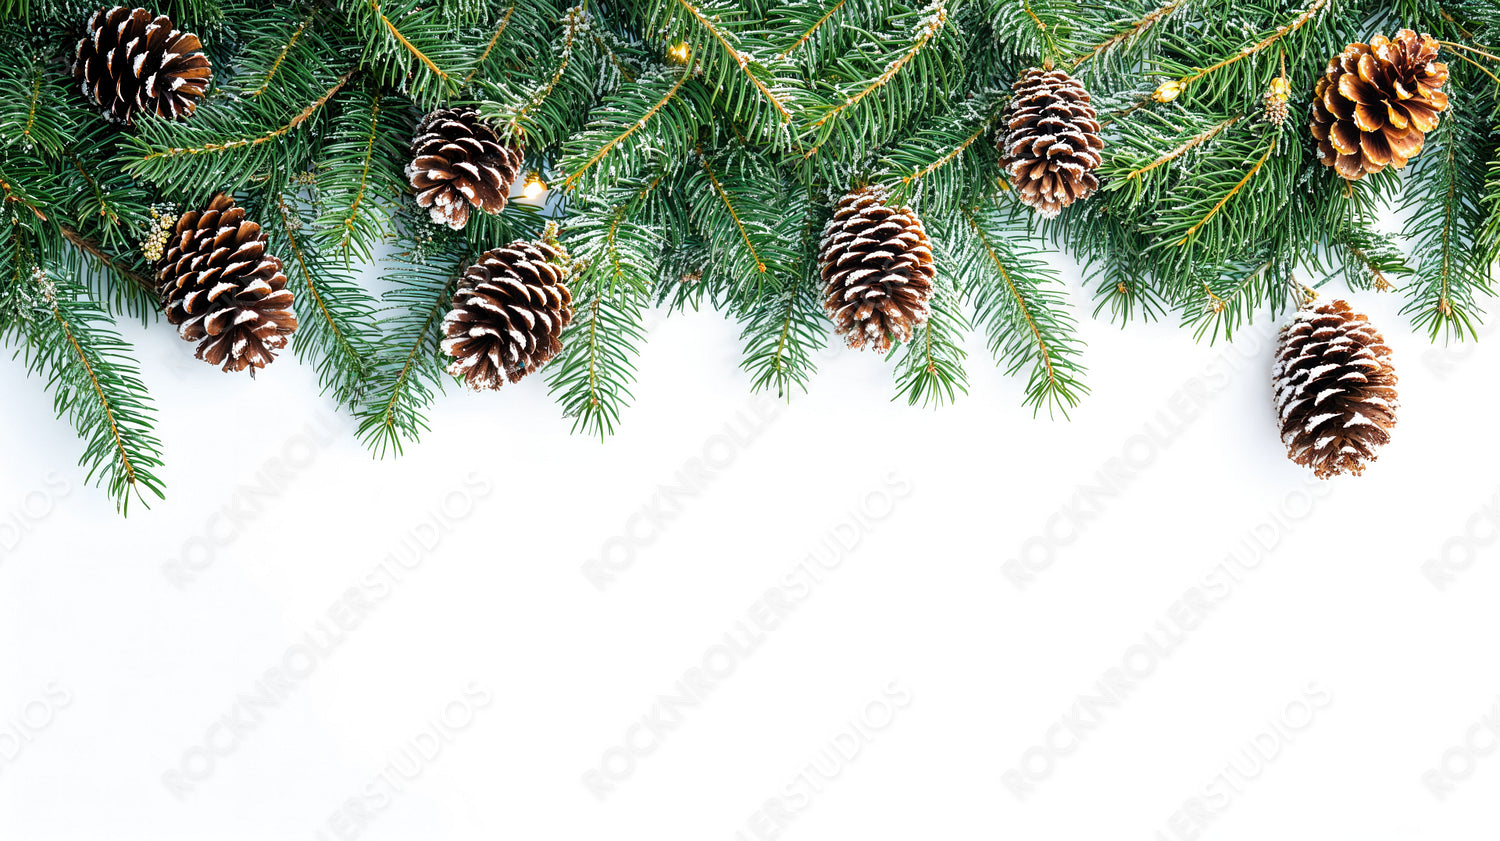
[3,242,1500,840]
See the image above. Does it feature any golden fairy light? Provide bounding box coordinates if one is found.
[522,172,546,200]
[667,41,690,63]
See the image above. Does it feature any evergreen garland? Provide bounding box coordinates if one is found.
[1,0,1497,510]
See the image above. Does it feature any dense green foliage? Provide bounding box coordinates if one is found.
[1,0,1497,509]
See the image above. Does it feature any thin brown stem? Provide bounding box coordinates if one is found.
[1175,138,1277,246]
[812,3,946,129]
[559,69,689,190]
[59,225,156,297]
[778,0,848,60]
[1070,0,1180,70]
[249,14,314,97]
[139,71,354,161]
[1122,115,1241,182]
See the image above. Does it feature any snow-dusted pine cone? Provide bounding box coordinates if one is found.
[999,67,1104,217]
[1310,30,1448,180]
[442,240,573,390]
[1273,299,1398,478]
[157,194,297,373]
[818,187,934,352]
[407,108,523,230]
[72,6,212,123]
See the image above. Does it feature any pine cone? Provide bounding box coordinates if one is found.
[1273,299,1398,478]
[818,187,934,352]
[407,108,523,231]
[442,240,573,390]
[72,6,212,123]
[1310,30,1449,181]
[157,194,297,373]
[999,67,1104,217]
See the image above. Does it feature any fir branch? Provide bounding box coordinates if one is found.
[548,280,649,437]
[1183,254,1296,342]
[507,3,589,134]
[683,149,801,299]
[373,0,448,81]
[7,270,165,511]
[699,156,766,274]
[136,71,354,161]
[1484,149,1500,266]
[558,66,699,192]
[1400,103,1494,341]
[891,268,969,408]
[314,91,409,262]
[777,0,849,60]
[123,69,355,193]
[809,2,948,131]
[246,12,314,97]
[1173,137,1278,246]
[1327,220,1409,293]
[344,0,473,105]
[1105,113,1241,195]
[549,179,663,435]
[1069,0,1182,70]
[880,93,1002,213]
[903,124,989,185]
[0,173,48,221]
[356,248,467,456]
[0,47,68,159]
[64,151,116,225]
[463,3,516,85]
[957,203,1087,414]
[738,277,826,397]
[1019,0,1064,64]
[1146,0,1335,105]
[665,0,795,125]
[269,195,379,407]
[58,226,155,300]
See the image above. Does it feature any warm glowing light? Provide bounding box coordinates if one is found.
[522,172,546,199]
[667,42,690,63]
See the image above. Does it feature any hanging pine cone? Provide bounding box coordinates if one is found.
[818,187,934,352]
[999,67,1104,217]
[72,6,212,123]
[442,239,573,390]
[157,194,297,373]
[1310,30,1449,181]
[1273,299,1398,478]
[407,108,523,231]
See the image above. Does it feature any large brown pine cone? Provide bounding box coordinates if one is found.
[999,67,1104,217]
[1273,299,1398,478]
[818,187,934,352]
[72,6,212,123]
[1310,30,1449,180]
[442,240,573,390]
[157,194,297,373]
[407,108,523,230]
